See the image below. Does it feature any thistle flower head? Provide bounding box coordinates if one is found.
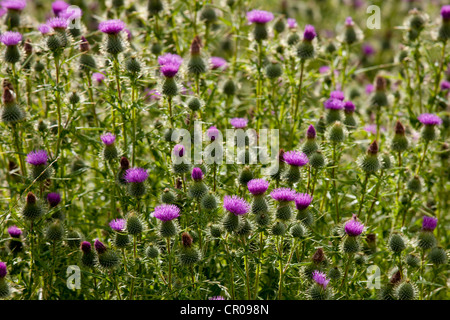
[246,10,274,24]
[59,6,82,20]
[422,216,437,231]
[367,140,378,155]
[312,270,330,289]
[324,98,344,110]
[207,126,219,141]
[306,125,316,139]
[173,144,185,157]
[344,214,364,236]
[1,0,26,11]
[295,193,312,210]
[80,241,91,253]
[7,225,22,238]
[344,101,355,112]
[98,19,125,34]
[330,90,345,101]
[0,262,7,278]
[0,31,22,46]
[303,25,316,41]
[287,18,297,29]
[210,56,228,70]
[160,63,180,77]
[92,72,105,84]
[109,218,126,232]
[100,132,116,145]
[441,5,450,20]
[94,239,107,254]
[124,167,148,183]
[191,167,204,181]
[158,53,183,67]
[26,150,48,166]
[247,178,269,195]
[223,195,250,215]
[417,113,442,126]
[270,188,296,202]
[319,66,330,74]
[47,192,61,207]
[283,150,309,166]
[365,84,374,95]
[144,88,161,101]
[47,17,68,29]
[26,192,36,204]
[230,117,248,129]
[151,204,181,221]
[345,16,354,26]
[52,0,70,16]
[181,232,193,248]
[441,80,450,91]
[38,24,52,35]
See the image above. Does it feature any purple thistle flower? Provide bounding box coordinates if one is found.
[81,241,91,253]
[208,296,225,300]
[319,65,330,74]
[306,125,316,139]
[92,72,105,84]
[0,31,22,46]
[303,25,316,41]
[100,132,116,145]
[47,17,68,29]
[441,5,450,20]
[0,262,7,278]
[295,193,312,210]
[94,239,107,254]
[38,24,52,35]
[345,16,354,26]
[417,113,442,126]
[230,118,248,129]
[151,204,181,221]
[26,150,48,166]
[365,84,374,95]
[160,63,180,78]
[144,88,161,101]
[344,214,364,236]
[124,167,148,183]
[1,0,26,11]
[210,56,228,70]
[109,218,126,232]
[158,53,183,67]
[7,225,22,238]
[0,8,6,17]
[330,90,345,101]
[283,150,309,167]
[287,18,297,29]
[191,167,204,181]
[98,19,125,35]
[362,43,376,56]
[344,100,355,112]
[173,144,185,157]
[223,195,250,215]
[422,216,437,231]
[441,80,450,91]
[207,126,219,141]
[324,98,344,110]
[59,6,82,20]
[47,192,61,207]
[247,178,269,195]
[246,10,274,24]
[312,270,330,289]
[270,188,296,202]
[52,0,70,16]
[123,28,132,41]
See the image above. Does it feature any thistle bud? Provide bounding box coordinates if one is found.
[396,281,416,300]
[326,121,346,143]
[188,36,207,75]
[22,192,44,221]
[388,233,406,253]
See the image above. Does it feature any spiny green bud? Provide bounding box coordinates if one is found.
[188,36,207,75]
[236,218,252,237]
[172,162,191,175]
[396,281,416,300]
[296,209,314,227]
[114,232,130,248]
[223,78,236,96]
[271,221,286,236]
[309,150,326,169]
[359,141,381,174]
[421,125,438,141]
[162,77,178,96]
[67,230,82,249]
[417,231,437,250]
[210,224,222,238]
[116,157,130,186]
[328,267,341,280]
[391,121,409,152]
[188,181,208,199]
[256,211,271,227]
[407,176,421,193]
[354,254,366,266]
[127,213,144,235]
[160,220,177,238]
[273,17,286,34]
[342,235,360,254]
[381,153,393,170]
[265,62,283,79]
[379,283,395,300]
[45,219,65,241]
[125,56,141,74]
[148,0,163,15]
[297,41,315,60]
[161,188,176,204]
[275,203,292,221]
[80,54,97,71]
[428,247,447,265]
[238,166,253,186]
[291,223,305,238]
[151,42,162,55]
[251,195,268,215]
[0,278,10,298]
[327,121,346,143]
[187,97,202,111]
[285,165,301,185]
[389,233,406,253]
[145,245,160,258]
[287,33,300,46]
[98,250,120,269]
[253,23,269,42]
[47,34,62,52]
[343,113,357,130]
[316,116,326,134]
[179,246,200,266]
[5,44,21,64]
[223,211,240,233]
[201,192,218,211]
[105,34,124,55]
[405,254,420,268]
[103,144,118,161]
[326,109,342,125]
[69,91,80,105]
[200,6,217,23]
[302,140,319,158]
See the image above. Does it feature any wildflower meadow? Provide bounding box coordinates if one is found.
[0,0,448,303]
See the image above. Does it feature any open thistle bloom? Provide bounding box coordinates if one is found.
[38,24,52,35]
[158,53,183,67]
[417,113,442,141]
[230,117,248,129]
[52,0,70,16]
[47,192,61,207]
[422,216,437,232]
[271,188,296,202]
[330,90,345,101]
[0,31,22,64]
[418,216,438,250]
[247,178,269,196]
[109,218,126,232]
[2,0,26,29]
[210,56,228,70]
[152,204,181,237]
[27,149,51,181]
[283,151,308,184]
[101,132,118,161]
[0,261,8,297]
[287,18,297,29]
[295,193,313,225]
[7,225,22,238]
[92,72,105,85]
[159,54,182,96]
[223,195,250,216]
[312,270,330,289]
[344,214,364,237]
[124,167,148,197]
[324,97,344,124]
[297,25,316,60]
[98,19,126,55]
[438,5,450,41]
[247,9,274,41]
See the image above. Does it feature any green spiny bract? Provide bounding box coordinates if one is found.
[127,213,144,235]
[381,153,393,170]
[5,45,21,64]
[30,163,52,182]
[296,209,314,227]
[98,250,120,269]
[297,41,315,60]
[66,230,82,249]
[328,267,341,280]
[287,33,300,46]
[302,140,319,158]
[172,162,191,175]
[223,211,240,233]
[145,245,160,259]
[201,193,218,211]
[326,109,342,125]
[428,247,447,265]
[22,192,44,222]
[326,121,346,143]
[276,202,292,221]
[379,283,396,300]
[309,151,326,169]
[200,6,217,23]
[235,218,252,237]
[187,36,207,75]
[388,233,406,253]
[438,21,450,41]
[291,223,305,238]
[406,176,422,193]
[238,166,253,186]
[251,195,268,215]
[127,181,146,198]
[188,181,208,199]
[45,219,65,241]
[284,165,301,184]
[0,278,10,298]
[273,17,285,34]
[80,54,97,71]
[105,34,124,55]
[308,283,332,300]
[147,0,163,15]
[179,232,200,266]
[161,188,176,204]
[253,23,269,42]
[271,221,286,236]
[405,254,420,268]
[396,281,416,300]
[125,56,141,74]
[343,113,357,130]
[160,220,177,238]
[222,78,236,96]
[342,236,360,254]
[81,250,97,268]
[255,212,271,227]
[162,77,178,96]
[187,97,202,111]
[114,232,131,249]
[209,224,222,238]
[421,125,438,141]
[8,239,23,254]
[265,62,283,79]
[417,231,437,250]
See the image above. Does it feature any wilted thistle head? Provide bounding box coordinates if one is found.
[94,239,107,254]
[295,193,312,210]
[47,192,61,207]
[7,225,22,238]
[223,195,250,215]
[344,214,364,236]
[367,140,378,155]
[422,216,437,231]
[151,204,180,221]
[312,270,330,289]
[181,232,193,248]
[270,188,296,202]
[26,149,48,166]
[312,248,325,264]
[109,218,126,232]
[247,178,269,195]
[124,167,148,183]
